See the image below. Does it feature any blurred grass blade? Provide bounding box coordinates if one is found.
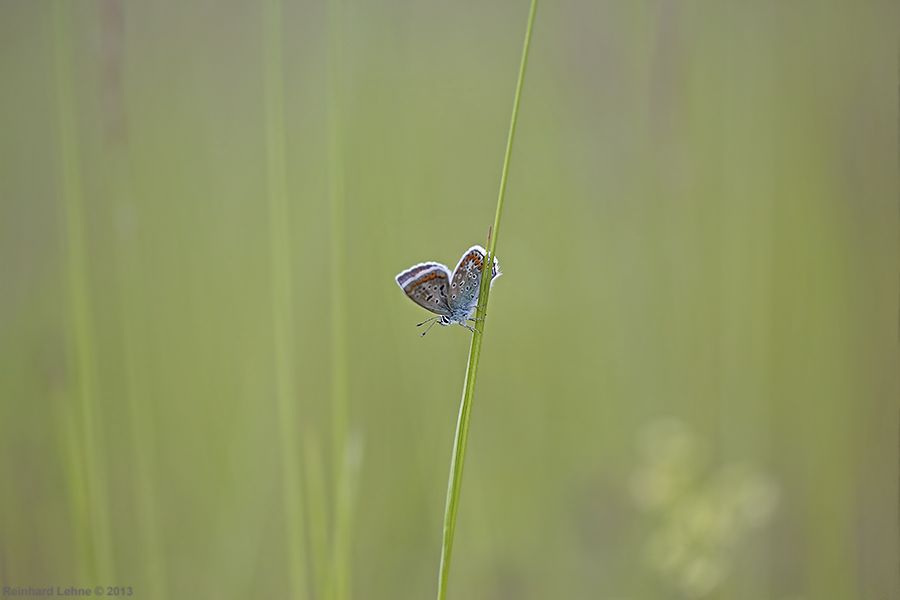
[304,431,332,600]
[52,0,114,583]
[332,432,363,600]
[264,0,308,597]
[98,0,168,593]
[328,0,354,597]
[435,2,538,599]
[53,388,93,583]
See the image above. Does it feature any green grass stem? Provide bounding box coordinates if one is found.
[96,2,168,593]
[108,115,169,600]
[52,0,114,583]
[54,389,94,583]
[434,2,538,599]
[264,0,308,597]
[328,0,354,598]
[303,432,332,600]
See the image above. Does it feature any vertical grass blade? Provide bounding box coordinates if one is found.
[328,0,354,598]
[264,1,308,598]
[97,1,168,594]
[52,0,114,583]
[303,431,332,600]
[116,250,167,598]
[53,387,93,584]
[435,2,538,599]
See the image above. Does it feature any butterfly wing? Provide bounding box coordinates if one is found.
[396,262,444,289]
[449,245,502,314]
[396,264,452,316]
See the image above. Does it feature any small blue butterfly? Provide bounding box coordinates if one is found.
[396,245,501,335]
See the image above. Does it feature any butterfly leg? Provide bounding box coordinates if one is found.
[459,323,481,334]
[468,306,487,322]
[420,318,441,337]
[471,305,488,317]
[417,315,442,327]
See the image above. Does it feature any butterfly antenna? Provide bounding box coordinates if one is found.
[420,318,440,337]
[416,316,441,327]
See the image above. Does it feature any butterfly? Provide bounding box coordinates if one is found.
[395,245,501,335]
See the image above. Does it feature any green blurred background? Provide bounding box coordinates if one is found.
[1,1,898,599]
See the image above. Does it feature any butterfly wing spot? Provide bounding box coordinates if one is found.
[400,265,452,317]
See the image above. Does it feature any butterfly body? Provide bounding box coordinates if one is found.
[396,245,501,334]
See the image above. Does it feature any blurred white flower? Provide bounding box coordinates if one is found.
[679,555,727,597]
[631,417,709,511]
[632,418,779,598]
[637,417,694,466]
